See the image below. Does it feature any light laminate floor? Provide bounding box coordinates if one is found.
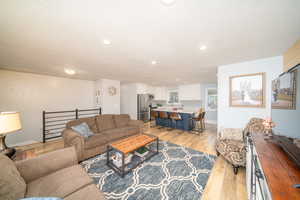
[16,123,247,200]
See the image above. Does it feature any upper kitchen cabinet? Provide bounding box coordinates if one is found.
[284,39,300,72]
[153,87,167,101]
[136,83,155,94]
[179,84,201,100]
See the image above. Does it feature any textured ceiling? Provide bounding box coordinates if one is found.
[0,0,300,86]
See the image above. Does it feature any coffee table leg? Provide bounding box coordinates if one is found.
[156,137,159,153]
[106,146,109,165]
[121,152,125,177]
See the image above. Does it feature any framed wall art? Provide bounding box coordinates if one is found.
[271,70,297,109]
[229,72,265,107]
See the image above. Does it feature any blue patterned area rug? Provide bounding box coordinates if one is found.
[81,141,216,200]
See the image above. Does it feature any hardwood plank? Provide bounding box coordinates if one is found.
[236,168,248,200]
[222,161,237,200]
[202,157,226,200]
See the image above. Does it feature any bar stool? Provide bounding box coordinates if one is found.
[200,112,206,130]
[150,111,159,128]
[191,111,206,133]
[200,112,206,131]
[169,112,182,130]
[159,111,170,129]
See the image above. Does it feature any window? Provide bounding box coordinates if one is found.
[168,89,179,104]
[206,88,217,111]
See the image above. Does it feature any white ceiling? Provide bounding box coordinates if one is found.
[0,0,300,86]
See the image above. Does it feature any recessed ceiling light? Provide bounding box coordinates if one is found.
[161,0,176,6]
[151,61,157,65]
[199,45,207,51]
[64,68,75,75]
[103,39,111,45]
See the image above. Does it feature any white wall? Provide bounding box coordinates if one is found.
[201,83,217,124]
[120,83,138,120]
[218,56,283,131]
[0,70,95,146]
[97,79,120,114]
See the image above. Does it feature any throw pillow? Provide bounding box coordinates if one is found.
[71,122,94,138]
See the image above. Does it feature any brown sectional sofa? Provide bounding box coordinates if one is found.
[63,114,144,161]
[0,147,106,200]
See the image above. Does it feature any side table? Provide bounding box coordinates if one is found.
[12,149,36,161]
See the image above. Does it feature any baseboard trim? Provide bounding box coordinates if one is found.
[11,140,39,147]
[206,120,217,125]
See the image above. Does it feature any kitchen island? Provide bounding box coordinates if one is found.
[152,108,195,131]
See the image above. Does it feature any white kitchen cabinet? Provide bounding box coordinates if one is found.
[178,84,201,100]
[153,87,167,101]
[136,83,148,94]
[136,83,155,95]
[147,85,155,95]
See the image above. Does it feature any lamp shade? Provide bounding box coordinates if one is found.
[0,112,22,135]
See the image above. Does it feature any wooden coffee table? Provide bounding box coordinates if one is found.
[106,134,159,177]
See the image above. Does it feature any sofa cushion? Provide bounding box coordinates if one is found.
[95,114,116,132]
[71,122,94,138]
[65,184,106,200]
[83,145,107,160]
[102,126,139,141]
[120,126,140,136]
[0,154,26,200]
[26,165,92,198]
[66,117,98,133]
[84,134,109,150]
[114,114,130,128]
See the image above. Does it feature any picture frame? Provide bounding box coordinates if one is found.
[271,70,297,110]
[229,72,265,108]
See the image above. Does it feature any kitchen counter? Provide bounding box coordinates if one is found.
[152,108,195,114]
[152,109,195,131]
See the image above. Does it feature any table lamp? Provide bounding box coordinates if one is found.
[263,117,275,138]
[0,112,22,157]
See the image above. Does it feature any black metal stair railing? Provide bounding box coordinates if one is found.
[42,108,101,143]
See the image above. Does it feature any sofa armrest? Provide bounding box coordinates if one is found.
[128,120,144,133]
[15,147,78,183]
[62,128,85,161]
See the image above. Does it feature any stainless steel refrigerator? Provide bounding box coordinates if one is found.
[137,94,153,122]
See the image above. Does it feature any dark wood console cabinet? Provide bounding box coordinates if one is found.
[246,132,300,200]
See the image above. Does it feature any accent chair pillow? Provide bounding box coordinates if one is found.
[219,128,244,141]
[71,122,94,138]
